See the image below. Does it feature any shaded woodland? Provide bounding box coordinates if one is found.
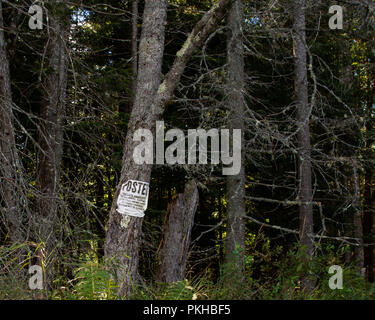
[0,0,375,299]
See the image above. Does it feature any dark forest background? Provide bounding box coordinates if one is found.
[0,0,374,299]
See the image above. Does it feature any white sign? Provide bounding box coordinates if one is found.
[116,180,149,218]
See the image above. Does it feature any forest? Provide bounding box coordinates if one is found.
[0,0,374,300]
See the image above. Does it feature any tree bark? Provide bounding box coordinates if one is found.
[293,0,314,291]
[131,0,138,101]
[352,158,364,271]
[156,179,199,283]
[104,0,233,297]
[225,0,246,274]
[363,72,375,282]
[34,2,68,288]
[363,164,374,282]
[0,0,24,243]
[104,0,168,298]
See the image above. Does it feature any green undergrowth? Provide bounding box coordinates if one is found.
[1,240,375,300]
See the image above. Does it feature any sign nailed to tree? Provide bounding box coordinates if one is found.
[116,180,149,218]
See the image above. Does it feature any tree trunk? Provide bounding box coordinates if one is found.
[131,0,138,102]
[363,75,375,282]
[104,0,168,298]
[363,165,374,282]
[225,0,246,273]
[293,0,314,291]
[104,0,233,297]
[0,0,24,243]
[35,2,68,288]
[156,179,199,283]
[352,158,364,271]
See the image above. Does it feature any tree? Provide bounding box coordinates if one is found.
[104,0,168,297]
[104,0,233,297]
[225,0,246,274]
[351,158,364,271]
[130,0,138,104]
[293,0,314,290]
[0,0,24,244]
[34,1,69,288]
[156,179,199,283]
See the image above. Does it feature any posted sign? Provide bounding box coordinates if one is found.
[116,180,149,218]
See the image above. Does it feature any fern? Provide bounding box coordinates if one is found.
[157,280,195,300]
[72,262,118,300]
